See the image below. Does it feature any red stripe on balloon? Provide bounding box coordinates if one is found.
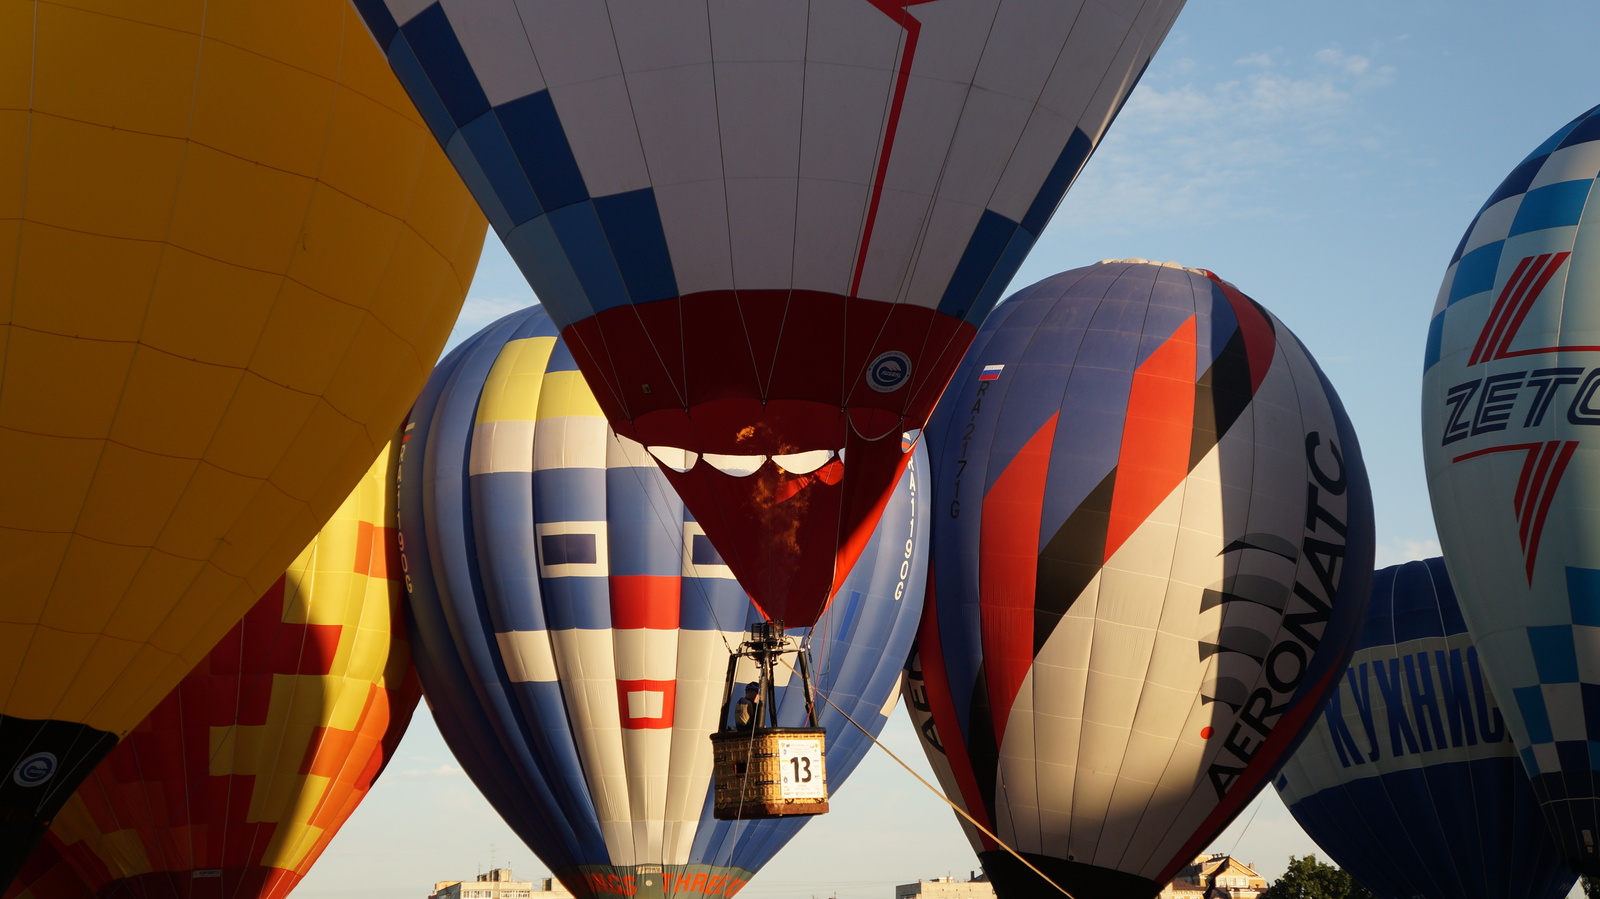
[1519,442,1560,547]
[1471,254,1536,365]
[1104,317,1197,562]
[609,576,682,630]
[1204,272,1276,391]
[1494,252,1574,360]
[1487,253,1553,361]
[978,412,1057,754]
[912,574,998,848]
[851,0,941,299]
[1453,440,1578,583]
[1525,440,1577,581]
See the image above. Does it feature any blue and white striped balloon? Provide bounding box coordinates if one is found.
[397,304,928,899]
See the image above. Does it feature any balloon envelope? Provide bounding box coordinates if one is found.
[353,0,1185,627]
[28,442,420,899]
[399,304,928,899]
[0,0,483,869]
[1276,557,1577,899]
[906,261,1374,899]
[1422,102,1600,874]
[0,842,90,899]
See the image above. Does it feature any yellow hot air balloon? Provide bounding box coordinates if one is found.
[29,439,418,899]
[0,0,485,876]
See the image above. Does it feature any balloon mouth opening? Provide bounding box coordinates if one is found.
[648,429,920,476]
[647,445,847,478]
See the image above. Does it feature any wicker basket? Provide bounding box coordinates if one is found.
[709,727,829,820]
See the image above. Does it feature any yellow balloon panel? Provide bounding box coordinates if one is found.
[34,439,422,894]
[0,0,485,875]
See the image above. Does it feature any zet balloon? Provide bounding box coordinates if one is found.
[1422,102,1600,875]
[23,441,420,899]
[0,0,484,874]
[398,305,926,899]
[906,261,1374,899]
[1276,558,1577,899]
[352,1,1185,627]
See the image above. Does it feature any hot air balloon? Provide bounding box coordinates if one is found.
[18,440,420,899]
[352,0,1186,628]
[904,260,1375,899]
[1275,557,1577,899]
[0,0,483,872]
[1421,102,1600,875]
[1,843,90,899]
[398,304,927,899]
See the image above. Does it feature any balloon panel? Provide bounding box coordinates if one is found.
[0,841,90,899]
[0,0,483,870]
[30,442,420,899]
[1276,558,1576,899]
[906,261,1374,899]
[353,0,1186,628]
[1421,103,1600,873]
[399,304,927,899]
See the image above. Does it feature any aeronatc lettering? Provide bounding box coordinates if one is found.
[1441,366,1600,445]
[1322,644,1506,766]
[1207,432,1348,799]
[903,656,944,754]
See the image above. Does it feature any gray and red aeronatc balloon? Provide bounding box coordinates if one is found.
[906,261,1374,899]
[352,0,1186,627]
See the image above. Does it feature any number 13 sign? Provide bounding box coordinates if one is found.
[778,738,827,800]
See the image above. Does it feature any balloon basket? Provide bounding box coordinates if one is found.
[710,727,829,820]
[710,621,829,819]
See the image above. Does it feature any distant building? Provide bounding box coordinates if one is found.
[1158,855,1267,899]
[895,874,995,899]
[429,869,574,899]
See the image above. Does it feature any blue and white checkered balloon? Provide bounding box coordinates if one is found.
[1422,102,1600,876]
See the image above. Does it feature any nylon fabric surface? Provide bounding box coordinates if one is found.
[1276,557,1577,899]
[0,842,90,899]
[16,441,421,899]
[905,261,1374,899]
[1422,102,1600,875]
[0,0,485,877]
[399,304,928,899]
[353,0,1187,629]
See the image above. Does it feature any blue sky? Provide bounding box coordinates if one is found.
[298,2,1599,897]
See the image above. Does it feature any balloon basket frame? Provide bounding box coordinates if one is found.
[710,727,829,820]
[710,621,829,820]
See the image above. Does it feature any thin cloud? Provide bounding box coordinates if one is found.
[1050,45,1399,231]
[1314,47,1396,86]
[1373,538,1441,568]
[396,763,467,779]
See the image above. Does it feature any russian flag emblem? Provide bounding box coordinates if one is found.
[979,364,1004,381]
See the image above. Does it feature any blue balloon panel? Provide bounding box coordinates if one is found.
[1277,558,1577,899]
[398,305,928,899]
